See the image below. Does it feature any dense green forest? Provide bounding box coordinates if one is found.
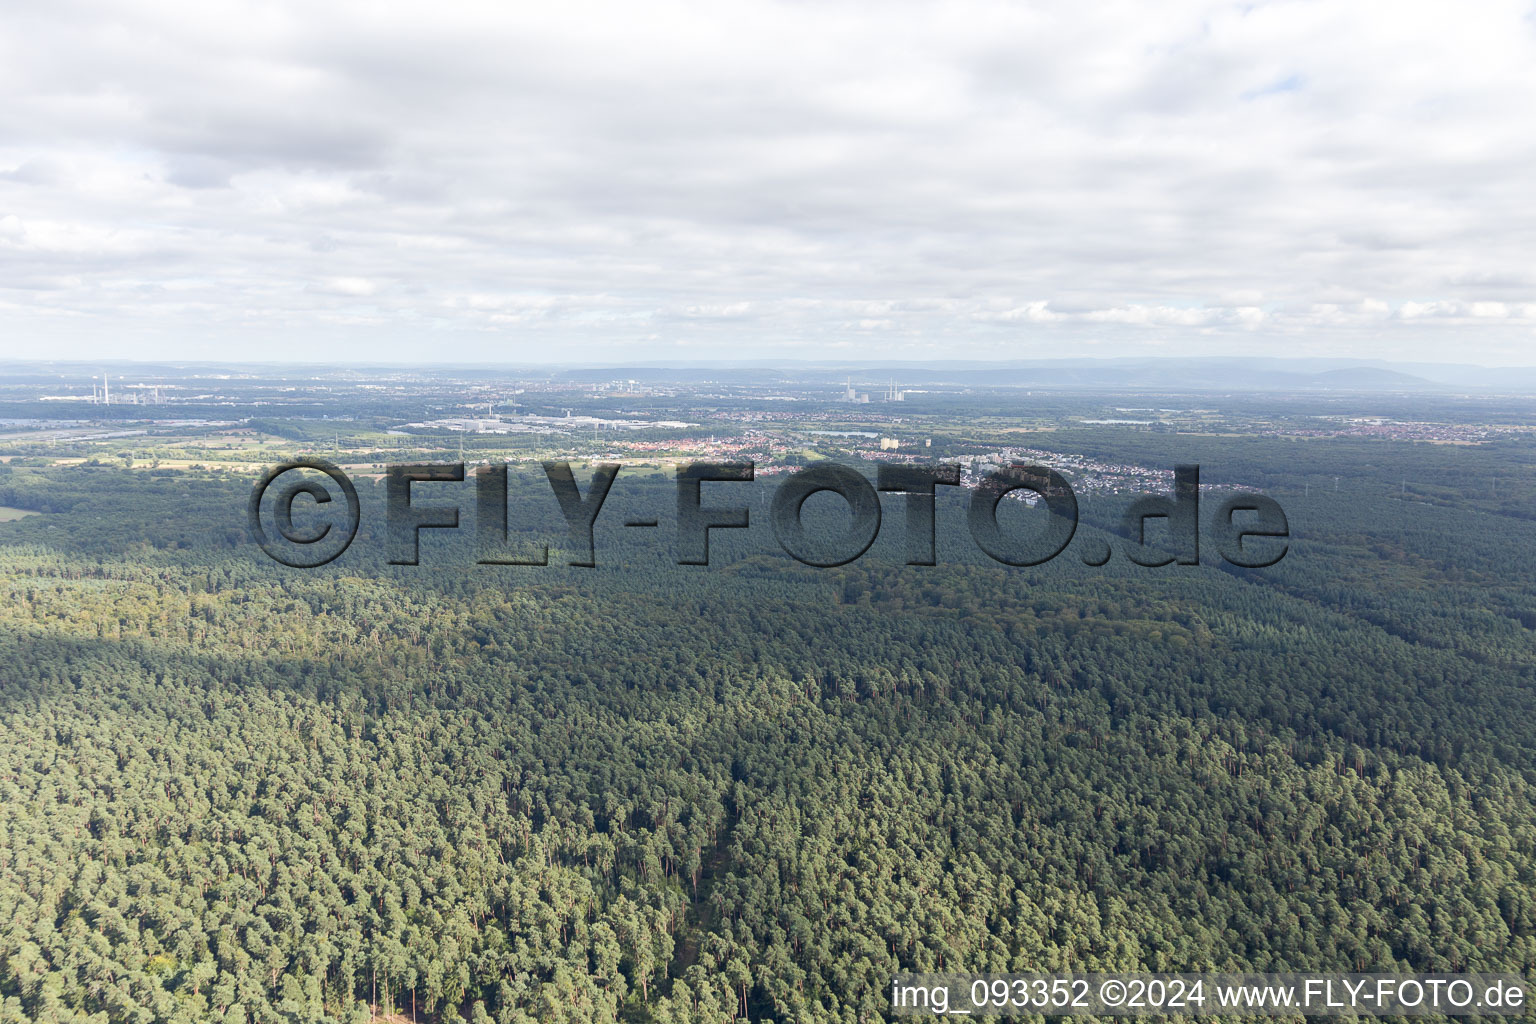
[0,447,1534,1023]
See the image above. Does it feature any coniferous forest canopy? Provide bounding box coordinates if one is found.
[0,367,1534,1023]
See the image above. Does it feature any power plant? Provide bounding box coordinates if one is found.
[91,375,162,405]
[842,378,904,402]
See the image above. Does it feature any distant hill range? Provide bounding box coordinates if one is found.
[547,358,1536,392]
[10,357,1536,393]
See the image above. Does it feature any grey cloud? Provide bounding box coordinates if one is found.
[0,0,1534,362]
[1,158,67,185]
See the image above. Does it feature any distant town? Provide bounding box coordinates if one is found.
[3,363,1533,501]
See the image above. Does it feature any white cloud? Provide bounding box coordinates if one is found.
[312,277,378,297]
[1,0,1534,362]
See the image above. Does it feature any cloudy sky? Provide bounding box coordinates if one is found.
[2,0,1535,364]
